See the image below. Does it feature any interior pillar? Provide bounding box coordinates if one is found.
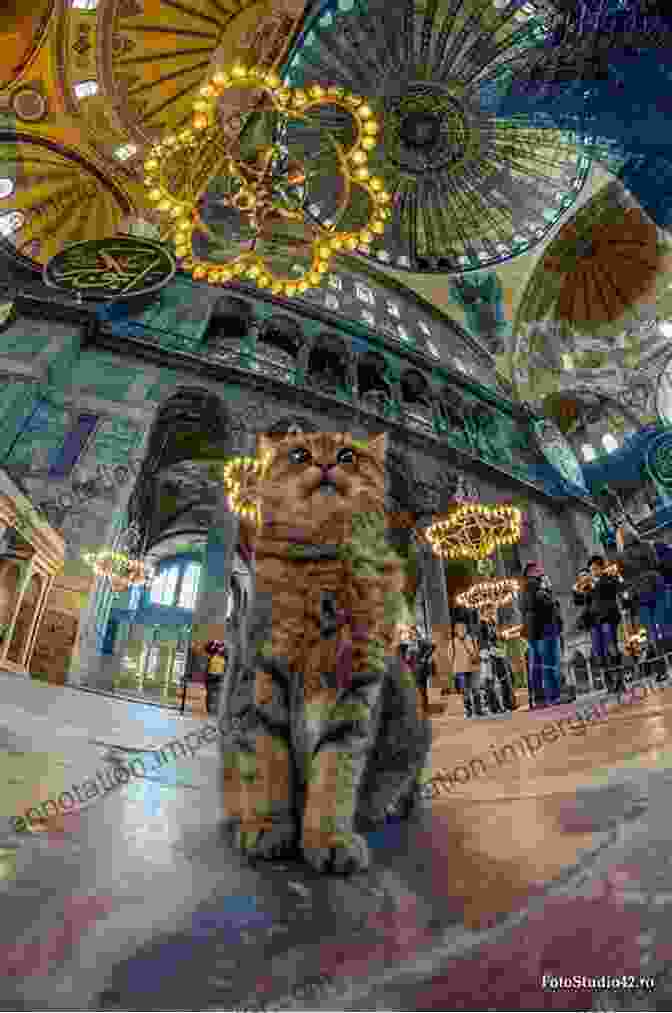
[2,556,35,674]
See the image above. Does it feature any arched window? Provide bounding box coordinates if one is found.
[74,80,99,99]
[602,433,619,453]
[581,444,597,462]
[0,211,25,237]
[149,557,202,608]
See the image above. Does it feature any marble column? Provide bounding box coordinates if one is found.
[21,571,54,671]
[416,535,452,690]
[191,498,241,647]
[69,421,152,688]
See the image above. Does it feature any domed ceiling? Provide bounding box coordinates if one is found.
[1,0,671,440]
[282,0,589,274]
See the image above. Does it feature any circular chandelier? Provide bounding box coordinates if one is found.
[82,549,150,593]
[456,578,520,611]
[424,503,522,561]
[142,64,391,296]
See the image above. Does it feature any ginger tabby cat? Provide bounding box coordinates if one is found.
[218,431,431,874]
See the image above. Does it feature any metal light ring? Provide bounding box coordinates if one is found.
[153,68,389,291]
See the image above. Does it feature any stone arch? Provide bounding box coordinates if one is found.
[203,295,254,347]
[437,382,469,434]
[143,386,232,475]
[256,315,303,378]
[358,349,391,398]
[307,332,349,393]
[400,367,435,431]
[265,415,320,439]
[400,368,432,407]
[129,386,234,558]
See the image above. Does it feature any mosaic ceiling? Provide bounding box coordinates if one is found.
[1,0,671,436]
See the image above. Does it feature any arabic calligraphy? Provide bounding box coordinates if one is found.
[44,239,176,300]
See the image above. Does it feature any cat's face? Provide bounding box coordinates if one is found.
[257,431,386,529]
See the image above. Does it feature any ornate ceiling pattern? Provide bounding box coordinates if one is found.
[1,0,671,440]
[511,179,672,427]
[281,0,591,273]
[0,131,133,264]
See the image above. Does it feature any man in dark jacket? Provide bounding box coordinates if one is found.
[521,561,562,708]
[573,554,623,692]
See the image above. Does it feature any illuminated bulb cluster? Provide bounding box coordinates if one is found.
[142,63,390,296]
[425,504,522,561]
[455,578,520,611]
[220,453,272,526]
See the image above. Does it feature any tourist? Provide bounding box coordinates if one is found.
[573,555,623,693]
[479,604,518,712]
[521,562,563,708]
[204,640,228,716]
[449,606,487,718]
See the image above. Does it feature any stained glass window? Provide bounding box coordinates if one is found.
[48,413,99,479]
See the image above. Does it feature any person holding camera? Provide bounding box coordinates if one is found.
[572,555,623,693]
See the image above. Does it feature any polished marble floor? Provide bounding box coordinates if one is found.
[1,672,672,1010]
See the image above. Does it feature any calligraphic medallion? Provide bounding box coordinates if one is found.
[43,237,176,302]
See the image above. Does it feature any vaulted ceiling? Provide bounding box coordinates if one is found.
[1,0,671,440]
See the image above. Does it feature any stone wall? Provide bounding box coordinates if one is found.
[0,280,599,690]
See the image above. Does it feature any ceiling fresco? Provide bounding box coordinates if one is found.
[0,0,671,434]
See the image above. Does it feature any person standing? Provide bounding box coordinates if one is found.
[415,638,435,714]
[573,554,623,692]
[449,606,487,717]
[204,640,228,716]
[479,604,518,712]
[521,562,563,708]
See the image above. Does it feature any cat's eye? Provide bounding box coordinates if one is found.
[289,447,311,464]
[336,448,356,465]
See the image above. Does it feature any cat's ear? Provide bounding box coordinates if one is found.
[256,434,275,477]
[367,432,387,459]
[256,433,273,459]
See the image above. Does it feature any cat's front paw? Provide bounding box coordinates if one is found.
[301,831,370,874]
[228,819,298,860]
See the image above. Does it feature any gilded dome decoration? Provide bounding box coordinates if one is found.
[0,0,55,91]
[542,206,667,329]
[0,133,133,266]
